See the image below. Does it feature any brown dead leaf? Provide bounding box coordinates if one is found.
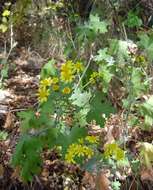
[3,112,15,129]
[41,168,50,180]
[103,114,123,145]
[0,164,4,178]
[141,168,153,182]
[82,171,96,189]
[11,167,21,180]
[96,170,110,190]
[88,121,103,136]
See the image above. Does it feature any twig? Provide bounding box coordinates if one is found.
[122,22,128,41]
[0,23,17,85]
[10,108,28,113]
[6,24,16,61]
[75,55,93,89]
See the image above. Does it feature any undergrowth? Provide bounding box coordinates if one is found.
[0,0,153,189]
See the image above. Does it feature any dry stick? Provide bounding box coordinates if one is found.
[6,24,16,60]
[129,174,137,190]
[10,101,39,113]
[67,17,76,50]
[0,24,17,84]
[122,22,128,41]
[75,55,93,90]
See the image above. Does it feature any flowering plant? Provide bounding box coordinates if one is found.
[12,58,116,181]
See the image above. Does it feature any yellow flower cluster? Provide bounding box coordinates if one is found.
[135,55,147,66]
[136,55,146,62]
[65,143,94,164]
[37,60,84,103]
[40,77,52,87]
[61,61,75,83]
[52,77,59,84]
[74,61,84,73]
[104,143,125,161]
[37,87,50,103]
[51,77,60,91]
[85,135,99,144]
[89,72,99,84]
[37,77,59,103]
[60,60,83,83]
[37,76,73,102]
[65,135,99,164]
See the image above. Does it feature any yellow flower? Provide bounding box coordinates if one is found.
[61,60,74,72]
[65,152,75,164]
[83,146,94,158]
[62,87,71,94]
[52,84,59,91]
[37,87,50,103]
[74,61,84,73]
[65,144,77,164]
[136,55,146,63]
[61,71,74,83]
[85,136,99,144]
[60,60,75,83]
[52,77,59,84]
[104,143,125,161]
[75,144,85,157]
[40,77,52,87]
[65,143,94,164]
[89,72,99,83]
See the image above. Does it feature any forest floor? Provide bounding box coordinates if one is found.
[0,47,153,190]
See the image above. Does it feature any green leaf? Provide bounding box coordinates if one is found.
[41,127,58,148]
[131,68,146,97]
[0,131,8,140]
[17,110,36,132]
[131,159,140,173]
[125,11,142,28]
[40,59,56,79]
[94,48,114,64]
[11,136,25,165]
[87,92,116,127]
[57,126,87,156]
[69,89,91,107]
[138,34,150,49]
[109,39,130,63]
[74,106,90,127]
[88,14,108,34]
[12,135,43,181]
[140,95,153,130]
[40,94,55,114]
[138,33,153,61]
[112,180,121,190]
[99,64,113,93]
[1,65,9,78]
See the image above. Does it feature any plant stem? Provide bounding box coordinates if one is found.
[75,55,93,90]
